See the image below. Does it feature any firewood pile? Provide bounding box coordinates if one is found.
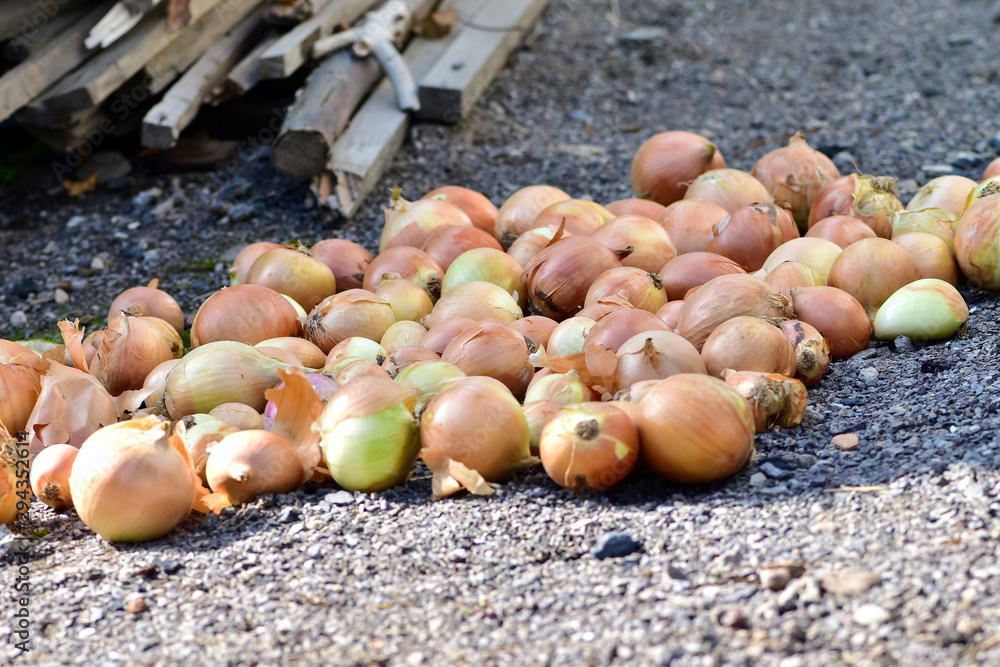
[0,0,549,216]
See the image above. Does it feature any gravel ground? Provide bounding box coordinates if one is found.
[3,0,1000,664]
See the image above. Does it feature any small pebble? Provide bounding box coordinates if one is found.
[759,462,793,480]
[590,532,641,559]
[325,491,354,505]
[894,336,914,353]
[126,598,149,614]
[859,368,879,386]
[53,288,69,305]
[717,607,748,629]
[749,472,768,487]
[853,604,891,625]
[833,433,860,451]
[10,311,27,328]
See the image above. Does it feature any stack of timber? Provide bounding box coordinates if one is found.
[0,0,550,216]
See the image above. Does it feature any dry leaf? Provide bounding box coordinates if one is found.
[430,457,495,499]
[62,172,97,197]
[264,367,324,484]
[24,361,118,457]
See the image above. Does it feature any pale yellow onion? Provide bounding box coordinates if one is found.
[683,168,773,213]
[632,374,755,484]
[750,133,840,228]
[759,237,843,284]
[890,208,957,250]
[254,337,327,369]
[528,199,615,236]
[327,337,388,366]
[604,198,667,220]
[206,430,303,505]
[174,414,239,483]
[69,417,200,542]
[305,290,397,354]
[244,247,337,312]
[380,321,428,355]
[584,267,667,313]
[317,377,420,492]
[590,215,678,273]
[324,356,392,385]
[90,314,183,396]
[107,279,185,334]
[393,360,465,411]
[421,281,522,330]
[381,345,439,377]
[363,246,444,301]
[954,195,1000,289]
[441,248,525,305]
[675,274,792,350]
[380,189,473,253]
[892,232,958,284]
[495,185,571,245]
[29,443,78,509]
[255,346,304,366]
[141,358,180,412]
[374,279,434,323]
[808,174,902,238]
[209,402,264,430]
[191,284,301,348]
[510,316,559,351]
[827,238,921,319]
[523,370,595,404]
[966,176,1000,209]
[872,279,969,341]
[546,317,595,356]
[906,175,977,217]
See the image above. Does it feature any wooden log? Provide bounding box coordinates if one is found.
[417,0,549,123]
[142,9,266,148]
[272,0,438,179]
[143,0,263,95]
[29,0,220,115]
[257,0,375,80]
[323,0,488,217]
[0,2,113,124]
[206,29,280,105]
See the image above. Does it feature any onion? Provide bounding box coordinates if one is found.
[905,175,977,218]
[613,330,706,392]
[229,241,282,285]
[83,330,102,367]
[522,236,623,320]
[683,168,773,212]
[658,252,747,301]
[191,284,301,348]
[585,267,667,313]
[764,261,822,299]
[305,289,396,354]
[254,345,300,366]
[69,417,200,542]
[808,174,902,237]
[510,316,558,351]
[206,430,302,505]
[495,185,571,246]
[140,358,180,412]
[208,402,264,431]
[381,345,438,377]
[328,337,388,366]
[954,195,1000,289]
[585,309,670,358]
[363,246,444,301]
[722,370,809,433]
[872,279,969,341]
[539,402,638,493]
[380,321,428,355]
[890,208,957,250]
[419,317,476,355]
[317,377,420,492]
[759,237,843,284]
[631,131,726,205]
[422,185,498,236]
[655,301,683,330]
[324,356,392,385]
[524,370,594,404]
[676,274,792,350]
[591,215,677,273]
[789,286,870,359]
[984,158,1000,181]
[0,347,44,435]
[805,215,877,248]
[892,233,958,284]
[90,314,183,396]
[605,198,667,220]
[577,293,635,322]
[701,316,797,378]
[394,360,465,411]
[442,321,534,399]
[420,376,535,497]
[707,203,787,272]
[442,248,525,305]
[546,316,595,356]
[254,337,327,369]
[827,238,920,318]
[107,279,185,334]
[381,188,473,252]
[780,320,831,386]
[656,200,729,254]
[966,176,1000,208]
[506,224,572,267]
[245,247,337,312]
[376,279,434,323]
[633,374,755,483]
[523,400,564,457]
[29,443,77,509]
[528,199,615,236]
[310,239,373,293]
[751,133,840,229]
[421,281,522,330]
[421,225,502,270]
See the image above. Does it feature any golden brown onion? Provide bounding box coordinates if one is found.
[780,319,832,386]
[658,252,747,301]
[29,443,78,509]
[506,224,572,268]
[422,185,498,236]
[495,185,571,246]
[191,284,301,348]
[510,315,558,351]
[107,279,184,334]
[701,316,797,378]
[522,236,623,320]
[304,290,396,354]
[751,133,839,228]
[381,345,439,377]
[722,370,809,433]
[590,215,677,273]
[759,237,843,284]
[892,232,958,285]
[675,274,792,350]
[631,131,726,205]
[418,317,477,355]
[528,199,614,237]
[613,330,706,392]
[805,215,877,248]
[808,174,902,237]
[655,300,683,330]
[245,247,337,312]
[584,267,667,313]
[421,225,503,271]
[229,241,282,286]
[441,321,534,399]
[90,314,183,397]
[206,430,302,505]
[310,239,373,293]
[539,402,639,493]
[656,200,730,254]
[381,189,473,253]
[706,203,786,272]
[764,260,822,298]
[789,286,870,359]
[605,198,667,220]
[954,195,1000,289]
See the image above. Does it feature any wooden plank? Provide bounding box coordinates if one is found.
[324,0,488,217]
[29,0,220,115]
[141,9,266,148]
[257,0,376,80]
[417,0,549,123]
[143,0,263,95]
[0,1,43,37]
[3,2,83,64]
[271,0,438,179]
[206,29,280,105]
[0,2,113,124]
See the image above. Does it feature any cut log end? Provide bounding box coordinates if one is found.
[273,131,331,179]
